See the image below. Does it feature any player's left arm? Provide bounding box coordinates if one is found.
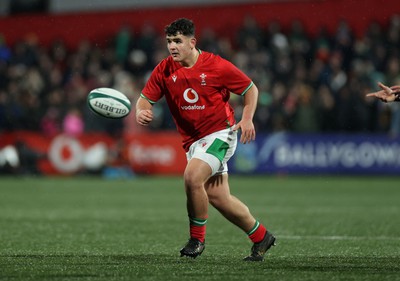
[233,83,258,144]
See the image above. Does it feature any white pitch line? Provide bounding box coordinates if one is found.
[279,235,400,241]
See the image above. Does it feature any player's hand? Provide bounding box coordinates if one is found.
[233,120,256,144]
[136,109,153,126]
[366,82,400,102]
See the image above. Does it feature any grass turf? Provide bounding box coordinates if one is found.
[0,175,399,280]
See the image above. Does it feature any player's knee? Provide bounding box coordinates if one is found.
[184,169,204,191]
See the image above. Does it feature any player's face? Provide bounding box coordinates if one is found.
[166,33,195,65]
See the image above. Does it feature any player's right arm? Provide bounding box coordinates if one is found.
[136,61,165,126]
[136,96,153,126]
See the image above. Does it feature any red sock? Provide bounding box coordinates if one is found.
[247,221,267,243]
[189,217,207,243]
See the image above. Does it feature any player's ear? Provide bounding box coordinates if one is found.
[190,37,197,49]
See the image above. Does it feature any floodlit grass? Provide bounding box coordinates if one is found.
[0,175,399,280]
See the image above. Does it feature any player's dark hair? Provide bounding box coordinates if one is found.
[165,18,195,37]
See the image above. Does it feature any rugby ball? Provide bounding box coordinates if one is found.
[87,88,131,119]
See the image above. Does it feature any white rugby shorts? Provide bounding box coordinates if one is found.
[186,128,237,176]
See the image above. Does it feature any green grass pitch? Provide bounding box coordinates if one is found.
[0,175,399,281]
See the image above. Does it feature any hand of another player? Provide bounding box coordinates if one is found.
[366,82,400,102]
[136,109,153,126]
[233,119,256,144]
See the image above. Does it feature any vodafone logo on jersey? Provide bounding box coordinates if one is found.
[181,88,205,110]
[183,88,199,103]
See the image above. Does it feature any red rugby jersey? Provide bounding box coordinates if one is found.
[141,50,253,151]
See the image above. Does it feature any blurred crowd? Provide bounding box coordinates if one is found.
[1,15,400,137]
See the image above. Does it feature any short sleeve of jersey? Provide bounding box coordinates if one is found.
[141,63,165,103]
[217,57,253,96]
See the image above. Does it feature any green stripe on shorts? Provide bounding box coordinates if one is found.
[206,138,229,162]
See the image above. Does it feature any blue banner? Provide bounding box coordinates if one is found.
[230,133,400,175]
